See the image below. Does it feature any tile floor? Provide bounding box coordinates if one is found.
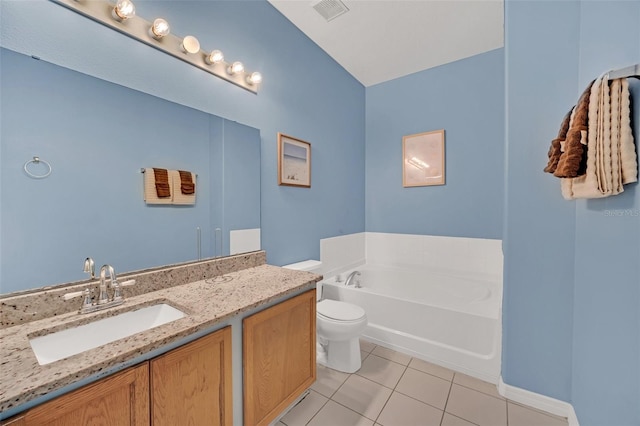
[277,340,569,426]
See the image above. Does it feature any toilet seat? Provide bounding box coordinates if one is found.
[317,299,365,322]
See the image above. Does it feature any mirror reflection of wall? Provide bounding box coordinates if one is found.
[0,48,261,294]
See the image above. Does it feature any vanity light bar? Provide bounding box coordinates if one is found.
[49,0,262,93]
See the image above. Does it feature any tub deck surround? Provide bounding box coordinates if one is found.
[0,255,321,414]
[0,251,267,328]
[321,263,502,383]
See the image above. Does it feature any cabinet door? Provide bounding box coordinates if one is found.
[17,363,149,425]
[243,289,316,426]
[150,326,232,426]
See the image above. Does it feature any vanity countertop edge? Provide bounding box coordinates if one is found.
[0,264,321,414]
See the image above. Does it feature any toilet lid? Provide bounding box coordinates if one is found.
[317,299,365,321]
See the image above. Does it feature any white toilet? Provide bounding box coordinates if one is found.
[282,260,368,373]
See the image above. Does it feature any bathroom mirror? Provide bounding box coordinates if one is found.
[0,48,261,294]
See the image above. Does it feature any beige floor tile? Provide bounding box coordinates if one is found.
[332,374,393,420]
[441,413,478,426]
[453,373,504,399]
[507,401,568,426]
[357,354,407,388]
[408,358,455,381]
[372,346,412,365]
[307,400,375,426]
[446,384,507,426]
[311,364,350,398]
[377,392,444,426]
[395,367,452,410]
[279,390,328,426]
[360,338,376,353]
[361,350,370,362]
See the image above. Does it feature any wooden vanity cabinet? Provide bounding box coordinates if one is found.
[2,326,232,426]
[3,363,149,426]
[150,326,232,426]
[243,289,316,426]
[2,287,315,426]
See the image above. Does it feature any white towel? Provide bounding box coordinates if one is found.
[619,79,638,185]
[170,170,196,205]
[143,168,173,204]
[561,76,637,199]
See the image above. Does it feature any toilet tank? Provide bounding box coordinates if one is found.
[282,260,323,300]
[281,260,322,273]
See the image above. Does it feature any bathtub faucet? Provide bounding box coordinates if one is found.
[345,271,361,288]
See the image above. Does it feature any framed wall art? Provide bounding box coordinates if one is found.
[402,129,445,187]
[278,133,311,188]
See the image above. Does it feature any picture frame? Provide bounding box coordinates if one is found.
[278,133,311,188]
[402,129,445,187]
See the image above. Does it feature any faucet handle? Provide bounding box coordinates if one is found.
[112,282,123,302]
[63,289,86,300]
[113,279,135,302]
[63,288,93,312]
[120,279,136,287]
[82,288,93,309]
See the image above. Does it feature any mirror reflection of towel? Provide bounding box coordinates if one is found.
[171,170,196,205]
[178,170,195,195]
[153,168,171,198]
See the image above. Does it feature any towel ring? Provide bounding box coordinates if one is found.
[24,156,52,179]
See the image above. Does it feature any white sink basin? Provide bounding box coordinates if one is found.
[29,303,185,365]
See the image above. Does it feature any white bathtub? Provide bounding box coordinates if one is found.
[320,264,502,383]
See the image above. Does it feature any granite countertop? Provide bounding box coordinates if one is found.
[0,264,320,414]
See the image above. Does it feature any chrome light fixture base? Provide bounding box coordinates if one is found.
[50,0,261,93]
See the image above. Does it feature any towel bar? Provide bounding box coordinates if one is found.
[24,156,52,179]
[140,168,198,178]
[606,64,640,80]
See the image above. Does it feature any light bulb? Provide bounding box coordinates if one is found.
[180,36,200,54]
[228,61,244,75]
[246,71,262,85]
[205,50,224,65]
[150,18,170,39]
[112,0,135,21]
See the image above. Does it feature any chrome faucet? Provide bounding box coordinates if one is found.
[63,260,136,314]
[344,271,361,288]
[98,264,117,304]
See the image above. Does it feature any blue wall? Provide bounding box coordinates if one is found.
[365,49,504,238]
[503,0,580,402]
[0,0,366,276]
[571,2,640,425]
[504,1,640,424]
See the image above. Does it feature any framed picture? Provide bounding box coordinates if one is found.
[278,133,311,188]
[402,129,445,187]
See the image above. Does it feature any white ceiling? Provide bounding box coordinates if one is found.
[268,0,504,87]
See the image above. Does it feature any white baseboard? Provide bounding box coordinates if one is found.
[498,377,579,426]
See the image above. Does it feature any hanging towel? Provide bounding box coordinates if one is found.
[178,170,195,195]
[544,108,573,174]
[143,168,173,204]
[554,81,593,178]
[170,169,196,205]
[561,76,638,199]
[153,168,171,198]
[618,79,638,185]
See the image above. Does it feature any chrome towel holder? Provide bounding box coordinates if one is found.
[24,156,52,179]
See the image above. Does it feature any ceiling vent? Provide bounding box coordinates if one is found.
[312,0,349,22]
